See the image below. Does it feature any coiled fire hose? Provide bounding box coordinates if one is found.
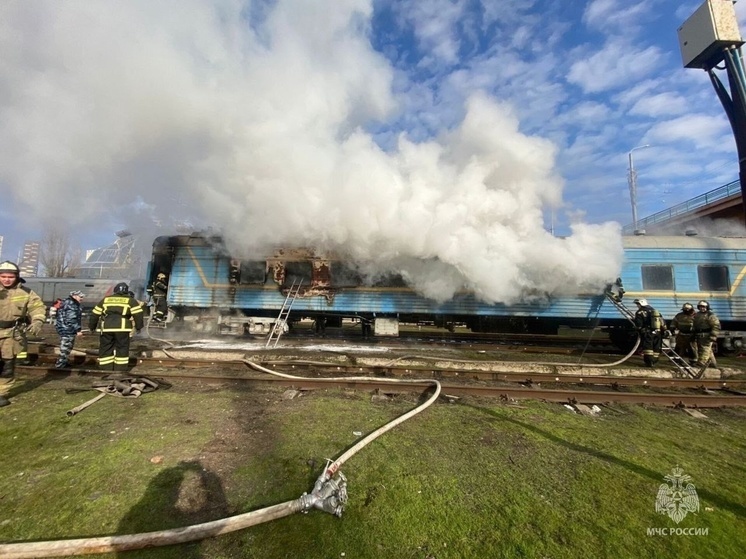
[0,361,441,558]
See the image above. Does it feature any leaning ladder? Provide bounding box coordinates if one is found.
[605,293,702,378]
[266,279,303,348]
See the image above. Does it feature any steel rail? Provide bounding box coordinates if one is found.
[18,358,746,390]
[16,365,746,407]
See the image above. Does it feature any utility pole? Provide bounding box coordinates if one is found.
[628,144,651,232]
[679,0,746,226]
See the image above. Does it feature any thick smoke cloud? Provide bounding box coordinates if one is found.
[0,0,623,303]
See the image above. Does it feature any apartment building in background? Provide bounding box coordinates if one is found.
[18,241,40,277]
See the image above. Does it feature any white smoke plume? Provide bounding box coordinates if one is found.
[0,0,623,303]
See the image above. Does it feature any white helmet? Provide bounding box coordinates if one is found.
[634,298,648,307]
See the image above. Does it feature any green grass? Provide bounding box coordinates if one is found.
[0,374,744,559]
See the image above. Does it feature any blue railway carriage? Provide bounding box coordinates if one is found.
[610,235,746,354]
[148,234,746,352]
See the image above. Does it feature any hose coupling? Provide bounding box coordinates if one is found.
[299,471,348,517]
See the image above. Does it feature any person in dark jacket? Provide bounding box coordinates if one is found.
[633,298,667,367]
[146,272,169,322]
[670,302,697,362]
[89,282,144,371]
[54,290,85,369]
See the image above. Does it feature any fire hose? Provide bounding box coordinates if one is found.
[0,362,441,558]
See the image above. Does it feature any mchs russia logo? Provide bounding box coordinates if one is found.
[655,467,700,524]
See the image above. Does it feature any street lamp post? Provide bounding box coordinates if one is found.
[628,144,651,232]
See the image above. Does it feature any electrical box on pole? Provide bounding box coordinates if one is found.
[678,0,743,69]
[679,0,746,227]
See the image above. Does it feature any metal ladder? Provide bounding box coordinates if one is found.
[604,292,702,378]
[265,279,303,348]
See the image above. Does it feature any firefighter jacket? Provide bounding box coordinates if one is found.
[670,311,696,334]
[89,294,144,333]
[634,305,665,333]
[692,310,721,341]
[55,296,83,336]
[146,279,168,299]
[0,283,46,338]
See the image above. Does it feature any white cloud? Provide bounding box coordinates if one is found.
[645,114,730,149]
[567,39,664,93]
[629,92,688,117]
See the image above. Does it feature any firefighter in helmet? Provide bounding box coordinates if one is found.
[0,261,46,406]
[692,300,721,373]
[633,298,667,367]
[89,282,144,371]
[670,303,697,362]
[146,272,169,322]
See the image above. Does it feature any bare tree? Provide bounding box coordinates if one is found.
[39,226,81,277]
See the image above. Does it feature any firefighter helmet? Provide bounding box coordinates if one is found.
[634,298,648,307]
[697,300,710,310]
[157,273,166,281]
[682,303,694,313]
[0,261,20,275]
[113,282,129,295]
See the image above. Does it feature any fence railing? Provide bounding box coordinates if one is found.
[622,180,742,234]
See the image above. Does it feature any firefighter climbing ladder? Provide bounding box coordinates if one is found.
[266,279,303,348]
[605,293,703,379]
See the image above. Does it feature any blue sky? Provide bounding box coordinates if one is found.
[0,0,744,300]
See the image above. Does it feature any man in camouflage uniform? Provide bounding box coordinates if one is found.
[54,290,85,369]
[669,303,697,362]
[0,261,46,407]
[693,300,721,373]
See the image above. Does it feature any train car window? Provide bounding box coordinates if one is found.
[240,261,266,285]
[641,265,674,290]
[284,261,313,286]
[698,265,730,291]
[371,272,407,287]
[332,262,363,287]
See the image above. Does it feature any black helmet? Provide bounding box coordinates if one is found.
[697,300,709,311]
[114,282,129,294]
[682,303,694,313]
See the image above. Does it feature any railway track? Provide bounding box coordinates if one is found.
[17,355,746,408]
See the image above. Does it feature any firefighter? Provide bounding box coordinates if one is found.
[670,303,697,362]
[146,272,169,322]
[692,300,721,372]
[633,298,666,367]
[89,282,144,371]
[0,261,46,406]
